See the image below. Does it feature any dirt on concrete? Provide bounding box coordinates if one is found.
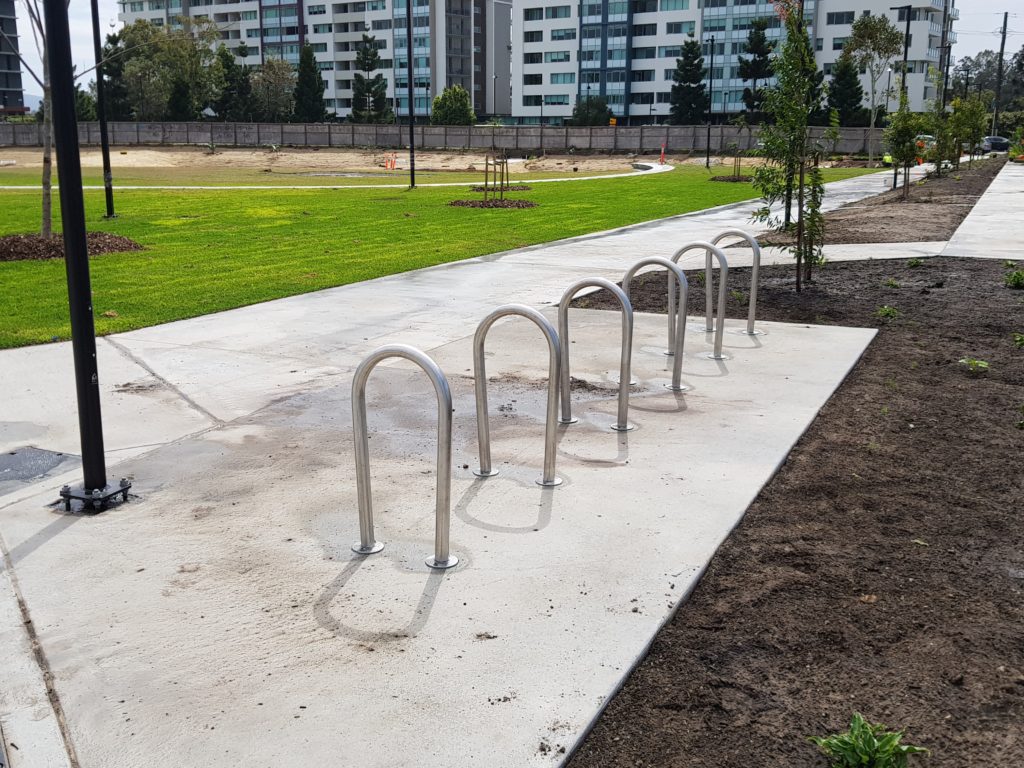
[568,255,1024,767]
[0,232,143,262]
[756,157,1005,246]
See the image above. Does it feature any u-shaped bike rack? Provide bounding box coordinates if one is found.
[622,257,689,392]
[557,277,634,432]
[350,344,458,570]
[711,228,762,336]
[668,241,729,360]
[474,304,563,487]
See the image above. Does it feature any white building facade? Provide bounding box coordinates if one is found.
[116,0,512,119]
[511,0,958,125]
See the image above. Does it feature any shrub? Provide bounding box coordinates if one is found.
[810,713,928,768]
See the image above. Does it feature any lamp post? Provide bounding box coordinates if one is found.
[89,0,114,218]
[885,67,892,111]
[890,5,912,189]
[705,34,715,169]
[405,0,416,188]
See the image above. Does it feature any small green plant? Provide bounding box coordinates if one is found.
[958,357,990,375]
[729,288,747,305]
[1014,332,1024,349]
[875,305,900,320]
[1005,270,1024,289]
[691,271,706,286]
[884,278,900,288]
[1003,260,1018,269]
[810,713,928,768]
[906,258,923,268]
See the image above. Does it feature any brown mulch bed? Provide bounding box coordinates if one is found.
[0,232,144,262]
[468,184,533,192]
[448,199,537,208]
[710,175,754,182]
[756,157,1005,246]
[569,257,1024,767]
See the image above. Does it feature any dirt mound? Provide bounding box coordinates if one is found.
[0,232,144,262]
[448,199,537,209]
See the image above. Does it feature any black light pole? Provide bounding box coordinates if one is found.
[890,5,912,189]
[43,0,130,511]
[89,0,115,218]
[405,0,416,188]
[705,34,715,169]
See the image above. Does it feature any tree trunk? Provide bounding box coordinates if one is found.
[797,160,806,289]
[867,78,876,166]
[40,50,53,239]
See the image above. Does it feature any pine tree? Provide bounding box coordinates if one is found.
[570,95,614,126]
[292,43,327,123]
[828,55,867,126]
[228,45,256,122]
[351,35,393,123]
[213,45,239,120]
[669,35,708,125]
[166,77,195,120]
[738,18,773,119]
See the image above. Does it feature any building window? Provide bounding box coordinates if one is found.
[544,94,569,105]
[307,4,326,15]
[551,72,575,84]
[551,28,576,40]
[523,95,542,106]
[544,6,570,19]
[832,36,848,50]
[544,50,571,63]
[826,11,855,25]
[660,0,687,9]
[630,92,654,105]
[311,43,327,52]
[705,0,727,7]
[632,24,656,37]
[705,19,726,32]
[128,2,144,11]
[372,19,392,30]
[631,0,657,13]
[524,8,542,21]
[658,46,682,58]
[524,52,542,64]
[666,21,695,35]
[523,73,543,85]
[631,69,654,82]
[524,30,543,42]
[815,37,823,51]
[632,47,656,59]
[312,23,332,33]
[607,23,627,37]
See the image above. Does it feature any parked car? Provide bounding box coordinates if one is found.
[977,136,1010,153]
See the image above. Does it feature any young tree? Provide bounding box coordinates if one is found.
[293,42,327,122]
[252,57,296,122]
[844,14,903,165]
[431,84,475,125]
[351,34,393,123]
[883,93,925,199]
[753,0,833,290]
[570,95,614,126]
[166,76,197,120]
[828,54,867,126]
[738,18,773,120]
[75,81,97,121]
[668,35,707,125]
[948,91,989,169]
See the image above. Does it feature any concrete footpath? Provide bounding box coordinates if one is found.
[943,160,1024,260]
[0,165,963,768]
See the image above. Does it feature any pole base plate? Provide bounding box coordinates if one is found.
[352,541,385,555]
[426,555,459,570]
[536,477,563,487]
[473,468,500,478]
[59,479,131,512]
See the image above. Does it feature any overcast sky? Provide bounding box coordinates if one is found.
[14,0,1024,97]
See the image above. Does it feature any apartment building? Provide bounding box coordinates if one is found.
[0,0,28,116]
[511,0,957,125]
[117,0,511,119]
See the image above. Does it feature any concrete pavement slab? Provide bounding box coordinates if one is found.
[943,161,1024,260]
[0,311,874,767]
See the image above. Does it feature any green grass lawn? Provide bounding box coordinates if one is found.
[0,165,878,348]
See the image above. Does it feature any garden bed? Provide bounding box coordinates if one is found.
[755,157,1005,245]
[569,256,1024,767]
[0,232,143,262]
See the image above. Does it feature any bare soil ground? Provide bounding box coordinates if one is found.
[567,167,1024,766]
[756,158,1005,245]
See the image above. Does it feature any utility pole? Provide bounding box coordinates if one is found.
[938,0,950,110]
[405,0,416,188]
[89,0,115,218]
[42,0,130,512]
[705,34,715,170]
[993,11,1008,135]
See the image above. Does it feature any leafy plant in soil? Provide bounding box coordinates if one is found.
[958,357,990,375]
[1014,332,1024,349]
[810,712,928,768]
[1004,270,1024,289]
[906,258,923,268]
[875,305,900,320]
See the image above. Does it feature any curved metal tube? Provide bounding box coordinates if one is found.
[474,304,562,487]
[350,344,457,570]
[712,228,761,335]
[668,241,729,360]
[557,278,634,431]
[622,257,689,392]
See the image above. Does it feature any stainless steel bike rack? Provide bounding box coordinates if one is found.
[712,228,762,335]
[474,304,563,487]
[668,241,729,360]
[557,278,634,431]
[350,344,458,570]
[622,257,689,392]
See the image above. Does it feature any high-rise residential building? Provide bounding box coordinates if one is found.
[116,0,512,120]
[511,0,957,125]
[0,0,29,116]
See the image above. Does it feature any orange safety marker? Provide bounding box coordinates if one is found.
[660,143,666,165]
